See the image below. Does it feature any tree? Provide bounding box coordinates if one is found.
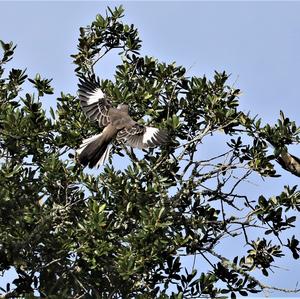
[0,5,300,299]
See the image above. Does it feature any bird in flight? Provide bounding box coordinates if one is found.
[276,148,300,177]
[76,75,168,168]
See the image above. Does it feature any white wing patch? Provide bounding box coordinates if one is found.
[143,127,160,144]
[118,125,167,149]
[86,89,104,105]
[78,76,111,124]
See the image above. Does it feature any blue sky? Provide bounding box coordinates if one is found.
[1,1,300,297]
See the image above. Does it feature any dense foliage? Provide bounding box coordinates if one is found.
[0,6,300,299]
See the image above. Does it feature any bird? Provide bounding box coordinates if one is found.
[276,149,300,177]
[267,138,300,178]
[76,75,168,168]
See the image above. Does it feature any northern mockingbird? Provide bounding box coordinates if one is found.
[276,149,300,177]
[267,138,300,177]
[76,75,168,168]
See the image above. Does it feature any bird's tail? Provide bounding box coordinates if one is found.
[76,132,112,168]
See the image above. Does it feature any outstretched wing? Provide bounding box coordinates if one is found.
[117,124,168,149]
[77,74,111,127]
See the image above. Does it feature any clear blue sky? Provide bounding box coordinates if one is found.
[0,1,300,297]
